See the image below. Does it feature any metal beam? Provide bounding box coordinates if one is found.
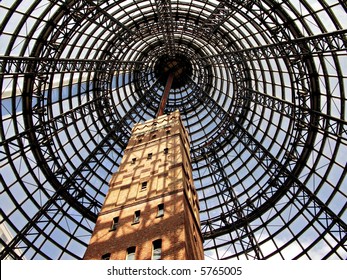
[201,29,347,66]
[244,89,347,143]
[190,85,347,248]
[36,89,157,221]
[155,0,176,55]
[202,146,264,259]
[157,72,174,117]
[196,0,256,36]
[0,56,142,76]
[0,80,161,260]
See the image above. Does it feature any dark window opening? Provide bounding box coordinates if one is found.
[157,203,164,217]
[101,253,111,260]
[152,239,162,260]
[110,216,119,231]
[126,247,136,260]
[133,210,140,224]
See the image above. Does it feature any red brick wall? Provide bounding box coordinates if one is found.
[83,192,193,260]
[83,112,204,260]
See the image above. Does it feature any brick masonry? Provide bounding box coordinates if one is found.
[83,111,204,260]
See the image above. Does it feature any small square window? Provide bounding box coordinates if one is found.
[131,158,136,164]
[164,148,168,154]
[147,153,152,160]
[141,181,147,191]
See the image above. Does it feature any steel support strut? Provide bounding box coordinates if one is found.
[157,72,174,117]
[202,147,264,259]
[185,76,346,258]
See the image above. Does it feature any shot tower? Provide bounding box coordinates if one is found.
[2,0,347,261]
[83,110,204,260]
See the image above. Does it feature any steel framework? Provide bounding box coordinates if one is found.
[0,0,347,260]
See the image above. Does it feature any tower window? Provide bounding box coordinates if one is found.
[110,216,119,231]
[152,239,162,260]
[164,148,169,154]
[141,181,147,191]
[133,210,140,224]
[157,203,164,217]
[131,158,136,164]
[147,153,152,159]
[101,253,111,260]
[126,246,136,260]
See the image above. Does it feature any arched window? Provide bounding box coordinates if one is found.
[126,246,136,260]
[101,253,111,260]
[152,239,162,260]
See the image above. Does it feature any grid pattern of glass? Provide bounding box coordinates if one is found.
[0,0,346,259]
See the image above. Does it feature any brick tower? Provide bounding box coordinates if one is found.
[83,110,204,260]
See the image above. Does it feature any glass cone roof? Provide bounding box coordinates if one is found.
[0,0,347,260]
